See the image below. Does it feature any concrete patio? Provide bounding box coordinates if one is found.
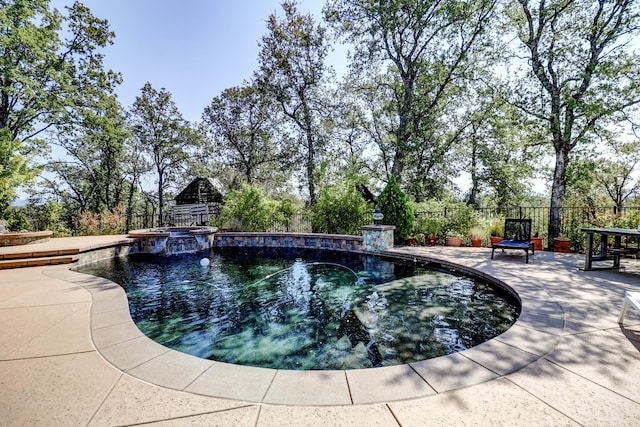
[1,236,639,426]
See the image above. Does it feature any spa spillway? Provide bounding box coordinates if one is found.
[128,226,217,255]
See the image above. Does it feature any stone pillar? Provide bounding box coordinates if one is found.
[361,225,395,253]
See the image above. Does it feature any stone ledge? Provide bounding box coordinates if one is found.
[0,231,53,247]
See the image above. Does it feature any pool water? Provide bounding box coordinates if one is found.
[78,247,519,370]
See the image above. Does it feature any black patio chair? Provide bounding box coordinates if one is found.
[491,218,535,263]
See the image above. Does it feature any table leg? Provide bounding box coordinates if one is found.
[613,235,622,269]
[584,232,593,270]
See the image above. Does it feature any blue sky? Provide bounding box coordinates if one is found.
[51,0,337,122]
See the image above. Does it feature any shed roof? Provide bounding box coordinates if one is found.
[174,177,226,205]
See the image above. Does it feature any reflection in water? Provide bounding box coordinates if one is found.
[77,248,518,370]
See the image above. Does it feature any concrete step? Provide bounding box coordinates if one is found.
[0,248,80,261]
[0,254,79,270]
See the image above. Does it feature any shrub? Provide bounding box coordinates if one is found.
[76,211,100,236]
[312,181,370,235]
[5,207,31,231]
[75,205,127,236]
[100,205,127,235]
[377,175,414,243]
[220,184,276,232]
[488,218,505,237]
[444,204,476,240]
[29,201,71,236]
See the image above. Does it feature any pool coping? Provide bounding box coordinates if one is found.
[42,244,564,406]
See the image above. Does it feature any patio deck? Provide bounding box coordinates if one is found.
[1,236,639,426]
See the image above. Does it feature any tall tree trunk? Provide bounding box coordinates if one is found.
[158,173,164,227]
[548,148,569,248]
[467,140,479,207]
[391,77,415,180]
[306,133,316,206]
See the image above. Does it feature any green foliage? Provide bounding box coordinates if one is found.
[325,0,498,198]
[25,200,71,236]
[443,204,477,242]
[130,83,197,222]
[202,83,290,187]
[413,199,450,241]
[220,184,280,232]
[0,130,40,218]
[5,207,31,232]
[488,218,505,237]
[311,181,370,235]
[508,0,640,238]
[377,175,414,243]
[45,93,131,214]
[414,215,446,239]
[257,1,329,206]
[1,1,118,209]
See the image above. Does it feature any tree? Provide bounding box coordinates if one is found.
[507,0,640,241]
[46,93,130,214]
[327,76,386,182]
[0,0,119,209]
[202,83,290,188]
[325,0,498,185]
[220,183,284,232]
[256,1,330,206]
[592,141,640,212]
[464,94,541,207]
[0,129,38,216]
[377,175,414,243]
[311,179,372,235]
[130,83,197,225]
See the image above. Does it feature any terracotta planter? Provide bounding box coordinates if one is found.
[425,235,438,246]
[553,237,571,253]
[490,236,503,245]
[406,237,417,246]
[446,237,462,247]
[470,239,482,247]
[530,237,543,251]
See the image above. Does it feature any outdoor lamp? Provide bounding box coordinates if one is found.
[373,207,384,226]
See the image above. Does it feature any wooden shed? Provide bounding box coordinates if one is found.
[171,177,225,225]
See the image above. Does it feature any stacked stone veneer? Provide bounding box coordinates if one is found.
[128,227,217,255]
[74,242,139,267]
[0,231,53,247]
[361,225,395,253]
[214,232,364,252]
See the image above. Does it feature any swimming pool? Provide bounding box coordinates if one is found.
[78,247,519,370]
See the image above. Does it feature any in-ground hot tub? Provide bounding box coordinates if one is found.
[128,226,217,254]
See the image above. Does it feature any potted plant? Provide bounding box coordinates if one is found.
[468,227,486,247]
[419,216,443,246]
[415,233,426,246]
[488,219,504,245]
[425,234,438,246]
[530,232,543,251]
[406,235,417,246]
[553,236,571,253]
[446,231,463,247]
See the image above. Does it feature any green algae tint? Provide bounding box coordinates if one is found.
[78,247,518,370]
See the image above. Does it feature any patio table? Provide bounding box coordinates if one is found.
[581,227,640,270]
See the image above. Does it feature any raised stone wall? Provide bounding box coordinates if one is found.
[214,232,364,252]
[0,231,53,247]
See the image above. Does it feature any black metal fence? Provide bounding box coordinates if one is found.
[129,206,640,235]
[127,205,640,244]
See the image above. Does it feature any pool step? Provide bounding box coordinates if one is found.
[0,249,80,270]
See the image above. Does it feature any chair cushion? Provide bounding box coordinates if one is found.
[493,240,532,249]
